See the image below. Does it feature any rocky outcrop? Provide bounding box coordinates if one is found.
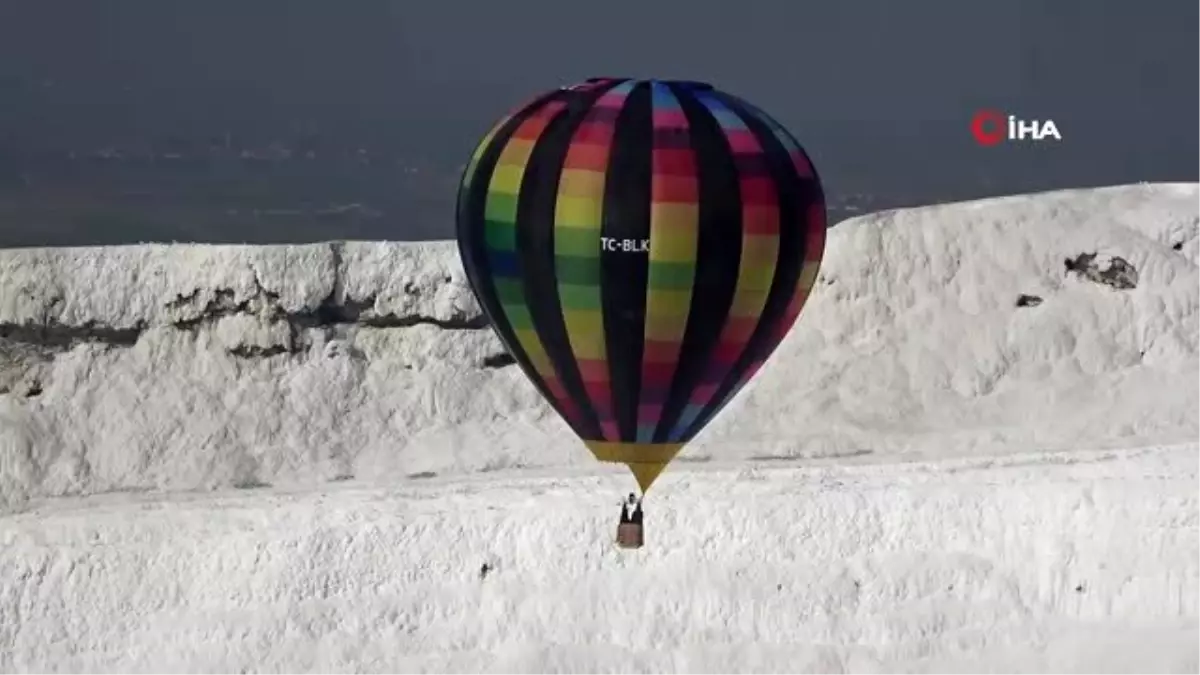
[0,240,528,511]
[0,241,516,405]
[1064,252,1139,290]
[0,241,494,360]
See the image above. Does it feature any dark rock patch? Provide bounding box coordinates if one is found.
[1064,252,1138,290]
[482,352,516,369]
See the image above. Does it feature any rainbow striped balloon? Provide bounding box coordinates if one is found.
[456,78,826,493]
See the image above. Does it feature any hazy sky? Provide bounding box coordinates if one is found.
[0,0,1195,244]
[1,1,1196,146]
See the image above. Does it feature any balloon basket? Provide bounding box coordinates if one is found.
[616,521,644,549]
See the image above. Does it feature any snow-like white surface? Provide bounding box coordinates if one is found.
[1,183,1196,511]
[0,183,1197,672]
[2,445,1196,672]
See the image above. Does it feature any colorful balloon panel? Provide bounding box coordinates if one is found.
[456,78,826,490]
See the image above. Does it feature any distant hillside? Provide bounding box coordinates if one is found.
[0,183,1195,512]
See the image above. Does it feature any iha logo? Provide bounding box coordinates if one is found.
[971,110,1062,146]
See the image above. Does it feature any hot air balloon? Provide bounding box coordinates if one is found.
[455,78,826,544]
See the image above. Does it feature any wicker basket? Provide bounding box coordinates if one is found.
[616,521,644,549]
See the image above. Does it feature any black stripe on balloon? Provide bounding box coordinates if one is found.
[651,82,744,443]
[455,92,567,420]
[599,81,652,442]
[512,84,616,443]
[678,92,821,441]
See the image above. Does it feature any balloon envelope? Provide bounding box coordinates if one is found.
[455,77,826,492]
